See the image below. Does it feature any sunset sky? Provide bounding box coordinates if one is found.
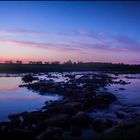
[0,1,140,64]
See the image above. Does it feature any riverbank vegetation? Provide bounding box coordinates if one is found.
[0,62,140,73]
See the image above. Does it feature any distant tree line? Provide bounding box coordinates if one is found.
[0,60,140,73]
[3,60,140,67]
[4,60,85,65]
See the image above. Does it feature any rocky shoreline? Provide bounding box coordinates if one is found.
[0,73,134,140]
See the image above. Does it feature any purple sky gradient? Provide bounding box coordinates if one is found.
[0,1,140,64]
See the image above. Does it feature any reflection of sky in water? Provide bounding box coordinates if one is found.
[107,75,140,106]
[91,74,140,120]
[0,77,61,121]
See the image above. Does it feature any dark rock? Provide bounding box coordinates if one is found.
[0,128,35,140]
[103,88,108,90]
[8,112,28,121]
[118,119,138,128]
[115,111,127,119]
[39,86,48,93]
[82,97,95,110]
[45,113,70,127]
[47,87,56,93]
[8,114,20,121]
[11,128,34,137]
[96,92,117,105]
[70,125,82,137]
[92,118,114,132]
[36,126,63,140]
[64,102,82,108]
[22,111,44,125]
[71,112,93,127]
[62,102,82,114]
[119,80,130,85]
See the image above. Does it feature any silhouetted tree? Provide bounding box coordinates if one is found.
[28,61,35,64]
[77,61,83,64]
[35,61,42,64]
[51,61,60,65]
[63,60,73,65]
[16,60,22,64]
[73,62,77,65]
[44,61,50,64]
[5,60,13,64]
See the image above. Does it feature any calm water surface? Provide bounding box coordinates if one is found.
[91,74,140,120]
[0,76,61,121]
[1,73,140,122]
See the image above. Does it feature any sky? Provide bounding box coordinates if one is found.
[0,1,140,64]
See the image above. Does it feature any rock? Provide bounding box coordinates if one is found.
[36,127,63,140]
[115,111,127,119]
[22,111,44,125]
[47,87,56,93]
[39,86,48,93]
[1,128,35,140]
[70,125,82,137]
[64,102,82,108]
[71,112,92,127]
[96,92,117,105]
[8,112,28,121]
[82,97,95,111]
[62,102,82,114]
[12,128,34,137]
[92,118,114,132]
[8,114,20,120]
[118,119,138,128]
[103,88,108,90]
[119,80,129,85]
[45,113,70,127]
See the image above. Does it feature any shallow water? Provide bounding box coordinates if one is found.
[106,74,140,106]
[1,72,140,122]
[0,76,61,121]
[91,74,140,120]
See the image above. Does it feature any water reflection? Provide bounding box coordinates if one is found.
[91,74,140,120]
[0,76,61,121]
[107,75,140,106]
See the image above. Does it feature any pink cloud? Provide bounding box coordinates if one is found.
[0,30,139,64]
[56,30,140,52]
[0,38,82,53]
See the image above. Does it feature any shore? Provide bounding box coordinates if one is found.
[0,63,139,73]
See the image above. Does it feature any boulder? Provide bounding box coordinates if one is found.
[62,102,82,114]
[70,125,82,137]
[39,86,48,93]
[92,118,114,132]
[115,111,127,119]
[45,113,70,127]
[36,126,63,140]
[118,119,138,128]
[96,92,117,105]
[22,111,43,125]
[71,112,92,127]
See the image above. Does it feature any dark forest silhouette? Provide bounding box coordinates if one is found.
[0,60,139,73]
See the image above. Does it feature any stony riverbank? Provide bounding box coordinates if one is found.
[0,73,133,140]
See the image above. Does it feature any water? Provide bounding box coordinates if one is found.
[91,74,140,120]
[1,73,140,122]
[107,74,140,106]
[0,76,61,121]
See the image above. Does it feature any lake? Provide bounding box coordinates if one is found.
[91,74,140,120]
[0,75,61,121]
[0,73,140,122]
